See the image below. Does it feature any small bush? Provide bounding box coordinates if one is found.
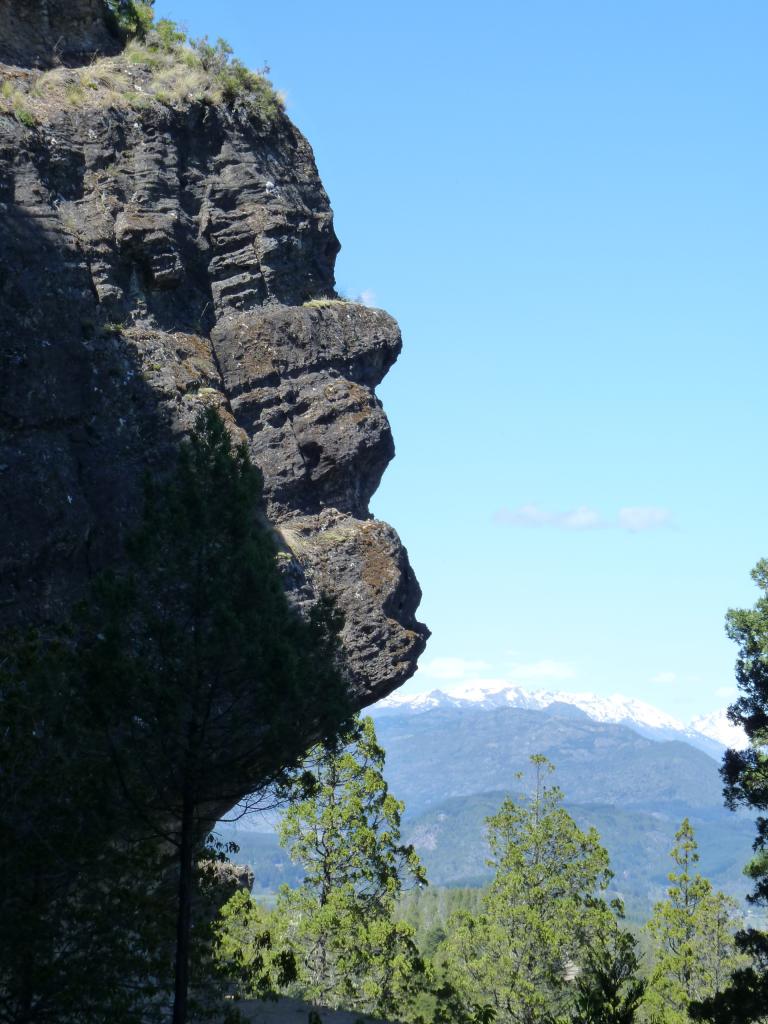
[106,0,155,40]
[13,101,37,128]
[151,19,187,52]
[192,36,233,75]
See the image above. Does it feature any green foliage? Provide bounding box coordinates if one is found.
[397,886,485,954]
[273,716,427,1017]
[153,18,187,52]
[440,756,617,1024]
[0,409,350,1024]
[80,407,350,1022]
[192,35,235,74]
[214,890,296,1000]
[105,0,155,40]
[688,560,768,1022]
[571,905,646,1024]
[191,35,282,111]
[0,634,175,1023]
[643,820,746,1023]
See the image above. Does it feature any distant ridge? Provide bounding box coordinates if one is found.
[373,683,746,758]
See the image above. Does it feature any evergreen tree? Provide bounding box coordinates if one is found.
[0,630,174,1024]
[570,905,646,1024]
[0,408,351,1024]
[213,889,297,1001]
[273,715,427,1018]
[441,755,616,1024]
[690,558,768,1023]
[104,0,155,40]
[643,819,745,1024]
[79,407,350,1024]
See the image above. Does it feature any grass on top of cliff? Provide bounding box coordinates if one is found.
[0,28,283,127]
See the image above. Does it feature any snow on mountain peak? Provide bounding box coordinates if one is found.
[375,683,747,757]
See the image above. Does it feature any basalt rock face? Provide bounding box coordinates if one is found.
[0,0,118,67]
[0,38,428,709]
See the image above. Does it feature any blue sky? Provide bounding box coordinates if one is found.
[163,1,768,722]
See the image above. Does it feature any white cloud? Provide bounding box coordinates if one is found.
[418,656,576,686]
[494,504,604,529]
[494,503,673,533]
[419,656,492,680]
[649,671,677,684]
[505,659,577,681]
[560,506,604,530]
[494,504,554,527]
[617,506,672,532]
[358,289,376,307]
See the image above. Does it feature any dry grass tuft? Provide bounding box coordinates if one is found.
[0,40,283,126]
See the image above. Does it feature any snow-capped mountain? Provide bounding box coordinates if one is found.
[373,682,747,759]
[689,709,747,751]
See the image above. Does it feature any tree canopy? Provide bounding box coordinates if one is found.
[440,756,619,1024]
[689,559,768,1022]
[274,715,426,1017]
[0,408,351,1024]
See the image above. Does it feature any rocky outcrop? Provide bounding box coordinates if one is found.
[0,0,117,67]
[0,30,427,709]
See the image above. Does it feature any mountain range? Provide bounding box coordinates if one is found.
[221,686,756,921]
[374,683,746,758]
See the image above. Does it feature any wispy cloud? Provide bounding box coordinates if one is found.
[618,506,672,532]
[358,289,376,307]
[420,656,492,680]
[418,656,576,686]
[494,503,673,533]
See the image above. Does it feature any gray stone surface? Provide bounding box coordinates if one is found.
[0,43,427,737]
[0,0,118,67]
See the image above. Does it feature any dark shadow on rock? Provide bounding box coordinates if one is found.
[0,0,120,69]
[0,195,188,625]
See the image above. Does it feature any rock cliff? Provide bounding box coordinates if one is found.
[0,0,118,67]
[0,5,428,710]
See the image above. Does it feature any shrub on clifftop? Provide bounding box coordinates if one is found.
[104,0,155,41]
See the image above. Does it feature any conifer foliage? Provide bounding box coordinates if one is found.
[441,756,621,1024]
[275,715,427,1018]
[643,819,745,1023]
[690,558,768,1022]
[0,408,351,1024]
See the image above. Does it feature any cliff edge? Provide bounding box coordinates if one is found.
[0,3,428,710]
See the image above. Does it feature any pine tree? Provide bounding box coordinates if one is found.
[0,630,177,1024]
[79,407,351,1024]
[0,408,351,1024]
[571,905,646,1024]
[689,558,768,1022]
[273,715,427,1018]
[441,755,616,1024]
[643,819,745,1023]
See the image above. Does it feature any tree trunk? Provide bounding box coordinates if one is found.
[172,794,195,1024]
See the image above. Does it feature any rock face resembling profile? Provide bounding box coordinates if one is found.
[0,9,428,710]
